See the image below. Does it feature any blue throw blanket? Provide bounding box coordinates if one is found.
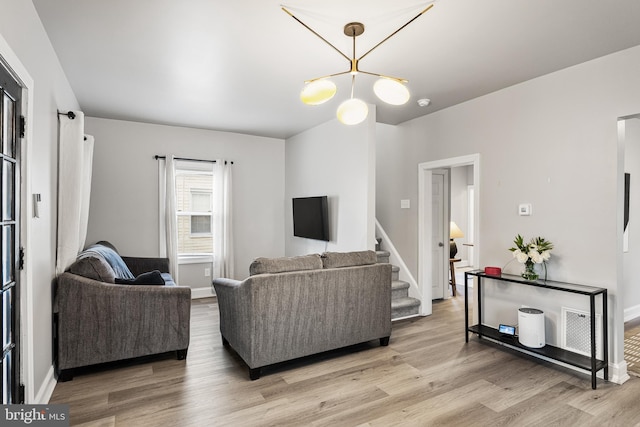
[80,244,135,279]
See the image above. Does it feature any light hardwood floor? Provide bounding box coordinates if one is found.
[50,295,640,426]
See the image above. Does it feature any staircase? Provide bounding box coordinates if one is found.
[375,242,421,320]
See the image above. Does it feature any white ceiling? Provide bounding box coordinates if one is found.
[33,0,640,139]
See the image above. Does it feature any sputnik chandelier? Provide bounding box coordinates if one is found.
[282,3,434,125]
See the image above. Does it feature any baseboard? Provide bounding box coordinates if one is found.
[192,287,215,299]
[608,360,630,385]
[35,365,57,404]
[624,304,640,322]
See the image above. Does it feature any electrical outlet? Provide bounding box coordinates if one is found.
[204,268,211,277]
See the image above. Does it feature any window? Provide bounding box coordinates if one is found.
[190,190,212,235]
[175,161,214,260]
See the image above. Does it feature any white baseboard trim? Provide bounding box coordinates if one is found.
[392,313,427,322]
[192,287,215,299]
[608,360,630,385]
[34,365,57,404]
[624,304,640,322]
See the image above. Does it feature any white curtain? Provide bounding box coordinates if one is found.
[158,156,179,280]
[55,111,95,274]
[212,160,234,279]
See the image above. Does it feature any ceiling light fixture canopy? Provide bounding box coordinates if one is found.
[283,3,434,125]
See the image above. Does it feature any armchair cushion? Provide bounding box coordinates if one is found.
[81,243,135,279]
[68,253,116,283]
[249,254,322,275]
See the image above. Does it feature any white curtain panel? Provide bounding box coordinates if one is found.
[158,155,179,280]
[55,111,94,274]
[78,135,94,248]
[212,160,234,279]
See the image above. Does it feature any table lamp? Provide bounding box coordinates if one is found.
[450,221,464,258]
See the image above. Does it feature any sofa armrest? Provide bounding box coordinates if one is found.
[122,256,170,276]
[56,272,191,370]
[212,277,252,357]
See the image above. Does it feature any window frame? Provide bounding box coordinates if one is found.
[174,163,214,264]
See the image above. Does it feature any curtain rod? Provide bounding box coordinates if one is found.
[56,110,87,140]
[57,111,76,119]
[154,155,233,165]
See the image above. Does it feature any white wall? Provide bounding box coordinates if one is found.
[377,45,640,379]
[85,117,286,281]
[0,0,80,402]
[376,123,413,251]
[623,118,640,320]
[285,110,377,256]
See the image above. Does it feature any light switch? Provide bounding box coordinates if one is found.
[401,199,410,209]
[518,203,532,216]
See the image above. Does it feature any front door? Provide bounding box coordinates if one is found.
[0,62,22,404]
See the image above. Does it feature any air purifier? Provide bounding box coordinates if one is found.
[518,308,545,348]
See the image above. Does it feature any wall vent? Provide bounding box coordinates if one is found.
[561,307,602,360]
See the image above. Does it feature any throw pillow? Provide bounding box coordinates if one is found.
[249,254,323,275]
[82,243,135,279]
[115,270,166,286]
[68,254,116,283]
[321,250,377,269]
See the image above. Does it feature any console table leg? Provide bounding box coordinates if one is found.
[464,272,469,343]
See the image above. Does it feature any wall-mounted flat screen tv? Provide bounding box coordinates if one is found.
[292,196,330,241]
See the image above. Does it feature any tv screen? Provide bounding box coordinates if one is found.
[292,196,330,241]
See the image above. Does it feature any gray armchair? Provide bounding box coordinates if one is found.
[55,243,191,381]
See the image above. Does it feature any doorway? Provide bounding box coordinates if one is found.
[418,154,480,316]
[0,60,22,404]
[620,114,640,379]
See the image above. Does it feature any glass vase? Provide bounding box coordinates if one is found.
[521,261,539,281]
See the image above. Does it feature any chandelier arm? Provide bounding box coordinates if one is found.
[282,7,351,63]
[305,70,352,84]
[358,3,434,62]
[358,70,408,83]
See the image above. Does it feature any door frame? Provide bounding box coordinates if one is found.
[0,34,34,403]
[418,154,480,315]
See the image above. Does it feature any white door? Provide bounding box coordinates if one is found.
[431,170,448,299]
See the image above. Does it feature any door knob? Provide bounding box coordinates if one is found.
[438,242,444,247]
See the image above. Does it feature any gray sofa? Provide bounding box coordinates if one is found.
[212,250,392,380]
[55,241,191,381]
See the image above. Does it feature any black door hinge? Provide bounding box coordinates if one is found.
[19,116,25,138]
[18,383,25,403]
[19,246,24,270]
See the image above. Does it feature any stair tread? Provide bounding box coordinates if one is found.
[376,250,390,256]
[391,280,409,289]
[391,297,421,309]
[391,265,399,272]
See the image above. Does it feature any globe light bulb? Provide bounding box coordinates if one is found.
[336,98,368,125]
[300,80,337,105]
[373,78,410,105]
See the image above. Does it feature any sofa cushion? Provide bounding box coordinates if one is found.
[82,243,135,279]
[115,270,166,286]
[321,250,378,269]
[68,254,116,283]
[249,254,323,275]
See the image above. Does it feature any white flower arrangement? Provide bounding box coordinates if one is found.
[509,234,553,280]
